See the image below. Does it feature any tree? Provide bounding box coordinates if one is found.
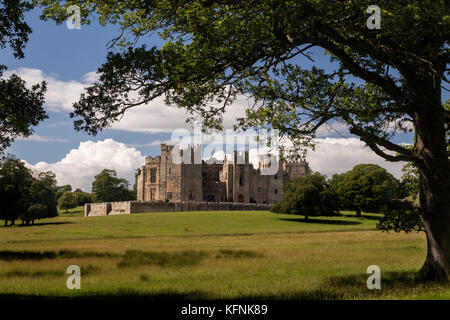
[58,192,77,213]
[0,156,33,226]
[399,161,420,199]
[336,164,400,217]
[38,0,450,281]
[0,0,47,153]
[271,173,339,220]
[328,173,346,193]
[24,203,47,225]
[73,189,92,206]
[25,170,58,222]
[56,184,72,200]
[91,169,133,203]
[1,158,60,225]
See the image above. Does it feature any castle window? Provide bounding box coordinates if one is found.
[274,174,278,179]
[189,193,193,200]
[274,189,278,194]
[150,169,157,183]
[167,192,172,199]
[239,173,243,186]
[257,187,262,192]
[168,168,171,174]
[151,189,156,200]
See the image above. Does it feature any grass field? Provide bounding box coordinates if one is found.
[0,208,448,299]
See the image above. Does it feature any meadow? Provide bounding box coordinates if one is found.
[0,208,448,299]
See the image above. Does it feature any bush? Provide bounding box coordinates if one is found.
[271,173,339,220]
[377,197,423,233]
[58,192,77,213]
[21,203,48,225]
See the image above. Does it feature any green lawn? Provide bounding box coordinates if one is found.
[0,210,448,299]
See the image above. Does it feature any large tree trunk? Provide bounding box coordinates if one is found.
[413,85,450,282]
[355,207,362,217]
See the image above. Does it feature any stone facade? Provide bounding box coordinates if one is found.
[85,201,273,217]
[136,144,310,204]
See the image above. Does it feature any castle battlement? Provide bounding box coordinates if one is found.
[137,144,310,204]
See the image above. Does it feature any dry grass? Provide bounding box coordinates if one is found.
[0,210,447,299]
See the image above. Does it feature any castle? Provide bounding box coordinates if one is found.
[136,144,310,204]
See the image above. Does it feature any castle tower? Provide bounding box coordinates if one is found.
[232,150,250,203]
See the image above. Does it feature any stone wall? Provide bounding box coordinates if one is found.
[109,202,131,215]
[85,201,272,217]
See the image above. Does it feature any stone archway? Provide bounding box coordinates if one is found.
[238,194,245,203]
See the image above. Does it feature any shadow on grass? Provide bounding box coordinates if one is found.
[322,270,448,298]
[359,214,382,221]
[117,250,209,268]
[329,270,417,287]
[0,291,212,300]
[0,250,120,261]
[15,221,75,227]
[0,271,446,300]
[216,249,264,259]
[340,213,382,221]
[1,265,101,278]
[279,218,361,225]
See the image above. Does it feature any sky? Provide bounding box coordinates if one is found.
[1,7,428,192]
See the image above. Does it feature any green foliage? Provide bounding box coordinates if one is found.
[57,192,77,213]
[328,173,346,193]
[378,208,423,234]
[399,162,419,198]
[0,0,33,59]
[26,171,58,222]
[271,173,339,219]
[91,169,133,203]
[0,156,33,225]
[24,203,47,225]
[377,198,423,233]
[36,0,448,164]
[72,189,92,206]
[336,164,400,216]
[0,1,47,153]
[55,184,72,200]
[0,157,60,225]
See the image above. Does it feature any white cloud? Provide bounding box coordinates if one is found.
[110,95,248,133]
[3,67,249,133]
[17,134,68,143]
[25,139,144,192]
[315,121,350,137]
[2,68,96,112]
[306,138,405,179]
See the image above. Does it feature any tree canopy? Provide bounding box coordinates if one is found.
[58,191,77,213]
[0,0,47,153]
[0,156,58,225]
[38,0,450,281]
[91,169,133,203]
[336,164,400,216]
[271,172,339,220]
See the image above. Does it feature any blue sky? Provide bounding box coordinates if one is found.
[3,7,438,191]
